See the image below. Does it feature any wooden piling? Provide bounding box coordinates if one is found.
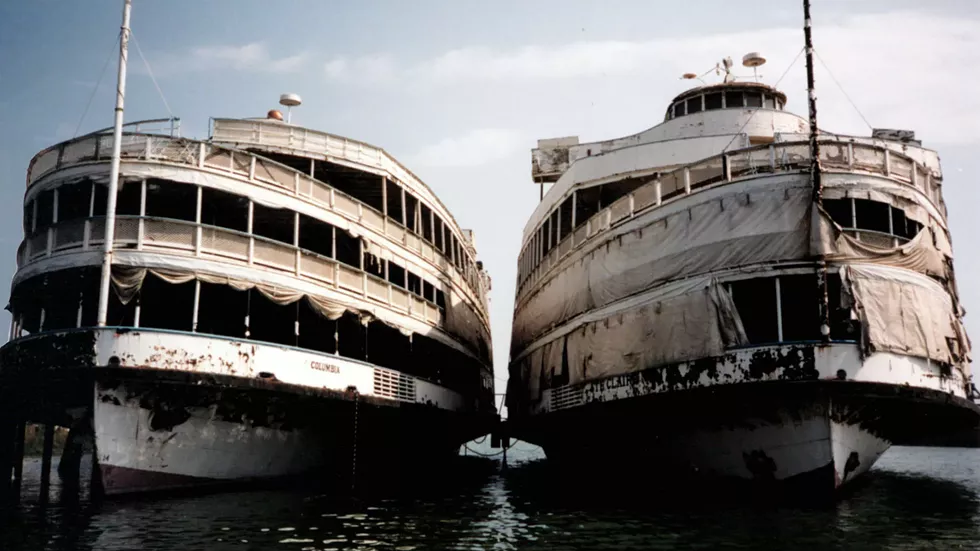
[39,423,55,502]
[11,420,25,500]
[0,419,14,503]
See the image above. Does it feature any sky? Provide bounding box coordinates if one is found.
[1,0,979,396]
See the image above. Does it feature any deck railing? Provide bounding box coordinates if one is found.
[516,139,942,299]
[17,215,445,329]
[25,132,490,319]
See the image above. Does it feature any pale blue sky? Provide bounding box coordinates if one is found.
[1,1,979,390]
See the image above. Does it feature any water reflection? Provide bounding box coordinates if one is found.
[1,446,978,550]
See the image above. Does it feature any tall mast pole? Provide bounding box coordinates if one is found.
[803,0,831,341]
[804,0,820,202]
[96,0,132,327]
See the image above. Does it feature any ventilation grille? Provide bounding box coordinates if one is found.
[373,368,416,402]
[550,384,584,411]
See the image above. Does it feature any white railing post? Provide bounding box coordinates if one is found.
[247,201,254,265]
[46,227,53,257]
[195,185,203,256]
[294,212,301,276]
[192,280,200,332]
[847,143,854,169]
[911,163,919,189]
[144,135,152,159]
[723,154,732,181]
[137,179,146,250]
[83,219,91,251]
[248,156,256,181]
[683,167,691,194]
[655,180,662,206]
[883,149,891,177]
[628,193,635,216]
[198,142,206,168]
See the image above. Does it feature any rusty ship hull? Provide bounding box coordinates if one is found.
[509,349,979,497]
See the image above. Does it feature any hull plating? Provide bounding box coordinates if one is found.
[94,381,326,495]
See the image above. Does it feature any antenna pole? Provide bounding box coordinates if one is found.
[96,0,132,327]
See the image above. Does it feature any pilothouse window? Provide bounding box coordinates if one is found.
[745,92,762,108]
[705,93,723,110]
[686,96,703,114]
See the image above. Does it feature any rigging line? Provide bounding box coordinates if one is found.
[130,31,173,119]
[813,48,873,131]
[721,46,805,153]
[73,33,121,138]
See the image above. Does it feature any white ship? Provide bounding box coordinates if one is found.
[505,29,978,495]
[1,2,494,496]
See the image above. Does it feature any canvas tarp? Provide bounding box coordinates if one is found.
[842,264,966,365]
[512,279,747,402]
[809,206,950,279]
[512,181,812,352]
[113,265,380,329]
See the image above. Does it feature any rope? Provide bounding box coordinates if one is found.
[813,48,873,132]
[721,46,805,153]
[130,32,174,119]
[73,34,120,138]
[462,441,519,458]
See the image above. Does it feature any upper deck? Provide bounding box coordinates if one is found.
[525,81,941,243]
[11,116,493,405]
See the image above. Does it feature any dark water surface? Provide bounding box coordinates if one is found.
[3,444,980,550]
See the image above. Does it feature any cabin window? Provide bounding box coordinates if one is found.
[853,199,891,234]
[744,92,762,108]
[705,93,723,110]
[57,182,92,223]
[138,275,194,332]
[251,203,294,245]
[725,91,743,108]
[763,96,776,109]
[686,96,703,114]
[116,181,142,216]
[92,183,109,217]
[334,227,360,268]
[314,158,384,214]
[421,204,433,242]
[35,189,55,229]
[434,217,445,251]
[298,300,337,354]
[298,214,335,258]
[200,188,248,232]
[364,252,385,278]
[247,288,296,347]
[558,195,574,239]
[145,180,196,222]
[827,273,859,341]
[730,278,778,344]
[673,102,686,118]
[387,261,405,288]
[332,311,365,360]
[822,198,922,241]
[198,282,247,338]
[423,281,435,302]
[407,271,422,296]
[778,274,821,342]
[405,193,419,233]
[435,289,446,310]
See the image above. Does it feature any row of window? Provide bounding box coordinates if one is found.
[518,179,646,286]
[664,88,786,121]
[517,183,923,291]
[250,151,484,294]
[822,198,923,240]
[9,267,486,395]
[24,178,449,311]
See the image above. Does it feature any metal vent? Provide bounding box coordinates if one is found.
[550,384,584,411]
[373,368,416,402]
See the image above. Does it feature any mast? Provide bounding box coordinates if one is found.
[803,0,820,201]
[803,0,831,342]
[96,0,133,327]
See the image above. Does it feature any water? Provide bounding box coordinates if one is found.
[3,444,980,550]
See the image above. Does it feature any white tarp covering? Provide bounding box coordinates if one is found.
[513,278,746,402]
[510,172,965,400]
[842,264,965,365]
[512,180,812,352]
